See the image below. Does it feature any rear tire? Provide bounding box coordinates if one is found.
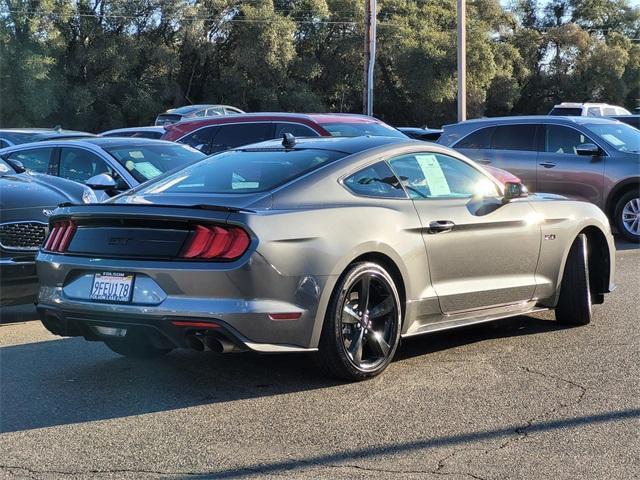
[104,338,172,358]
[555,234,592,326]
[614,191,640,242]
[315,262,402,381]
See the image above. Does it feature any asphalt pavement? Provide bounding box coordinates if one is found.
[0,241,638,479]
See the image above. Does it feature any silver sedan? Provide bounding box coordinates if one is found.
[36,136,615,380]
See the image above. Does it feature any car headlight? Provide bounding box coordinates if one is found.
[82,187,97,204]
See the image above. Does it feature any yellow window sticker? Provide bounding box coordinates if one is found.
[415,154,451,196]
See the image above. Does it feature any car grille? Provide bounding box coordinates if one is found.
[0,222,47,250]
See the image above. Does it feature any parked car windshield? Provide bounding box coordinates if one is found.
[549,108,582,116]
[584,123,640,153]
[322,122,407,138]
[139,148,347,194]
[104,143,205,183]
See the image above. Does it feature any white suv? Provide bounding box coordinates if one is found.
[549,102,631,117]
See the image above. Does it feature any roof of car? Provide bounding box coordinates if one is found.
[447,115,623,127]
[99,126,165,134]
[164,104,240,114]
[237,134,411,154]
[553,102,620,107]
[0,128,93,136]
[169,112,390,129]
[1,137,183,151]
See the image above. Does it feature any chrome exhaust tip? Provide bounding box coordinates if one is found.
[185,334,205,352]
[203,335,238,353]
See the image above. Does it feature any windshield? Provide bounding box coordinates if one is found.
[0,158,16,174]
[0,132,44,144]
[104,143,205,183]
[549,108,582,116]
[322,122,407,138]
[139,148,347,195]
[584,123,640,153]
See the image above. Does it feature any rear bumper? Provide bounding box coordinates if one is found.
[0,257,38,305]
[35,251,332,350]
[36,305,316,353]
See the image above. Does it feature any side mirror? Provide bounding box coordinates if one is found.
[86,173,117,190]
[5,158,26,173]
[576,143,600,156]
[503,181,528,203]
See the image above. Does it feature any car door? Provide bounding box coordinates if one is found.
[5,147,55,174]
[453,124,539,193]
[536,124,606,206]
[387,151,541,314]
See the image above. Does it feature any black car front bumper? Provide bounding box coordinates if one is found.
[0,256,38,306]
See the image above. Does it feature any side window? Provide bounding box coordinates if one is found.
[343,161,406,198]
[388,153,499,200]
[603,107,616,116]
[179,126,219,153]
[205,107,224,116]
[7,148,53,173]
[587,107,601,117]
[59,147,112,183]
[225,107,242,115]
[455,127,494,149]
[274,123,319,138]
[544,125,593,155]
[212,123,274,153]
[0,139,10,148]
[491,125,535,151]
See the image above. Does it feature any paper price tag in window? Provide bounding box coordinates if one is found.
[133,161,163,179]
[416,154,451,196]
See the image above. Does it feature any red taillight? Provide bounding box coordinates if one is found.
[43,221,76,253]
[180,224,251,260]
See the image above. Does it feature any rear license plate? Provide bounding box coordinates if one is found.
[90,272,134,303]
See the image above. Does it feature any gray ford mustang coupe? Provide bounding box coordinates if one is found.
[36,135,615,380]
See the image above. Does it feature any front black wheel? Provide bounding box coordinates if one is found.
[315,262,402,381]
[555,234,592,326]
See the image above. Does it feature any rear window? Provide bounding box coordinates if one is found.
[104,144,205,183]
[322,122,406,138]
[140,149,347,194]
[549,107,583,116]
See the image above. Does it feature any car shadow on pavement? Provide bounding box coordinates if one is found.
[397,313,563,361]
[0,304,37,324]
[0,313,566,434]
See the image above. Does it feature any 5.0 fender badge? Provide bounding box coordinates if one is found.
[544,234,556,241]
[42,209,55,217]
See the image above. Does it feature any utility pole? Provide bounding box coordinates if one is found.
[457,0,466,122]
[363,0,376,116]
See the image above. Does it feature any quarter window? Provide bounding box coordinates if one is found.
[388,153,499,199]
[587,107,601,117]
[544,125,593,155]
[491,125,535,151]
[7,148,53,173]
[455,127,494,149]
[343,162,406,198]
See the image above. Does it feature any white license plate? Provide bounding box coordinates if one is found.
[90,272,134,303]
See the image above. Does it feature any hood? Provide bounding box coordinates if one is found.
[529,192,569,201]
[0,173,85,213]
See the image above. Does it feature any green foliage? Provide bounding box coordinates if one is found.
[0,0,638,131]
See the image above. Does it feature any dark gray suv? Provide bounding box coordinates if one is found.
[439,116,640,241]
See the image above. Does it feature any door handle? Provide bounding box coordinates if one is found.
[539,162,557,169]
[428,220,455,234]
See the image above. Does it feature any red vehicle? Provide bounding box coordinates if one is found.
[161,113,407,154]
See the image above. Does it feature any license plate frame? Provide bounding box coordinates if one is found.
[90,272,135,303]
